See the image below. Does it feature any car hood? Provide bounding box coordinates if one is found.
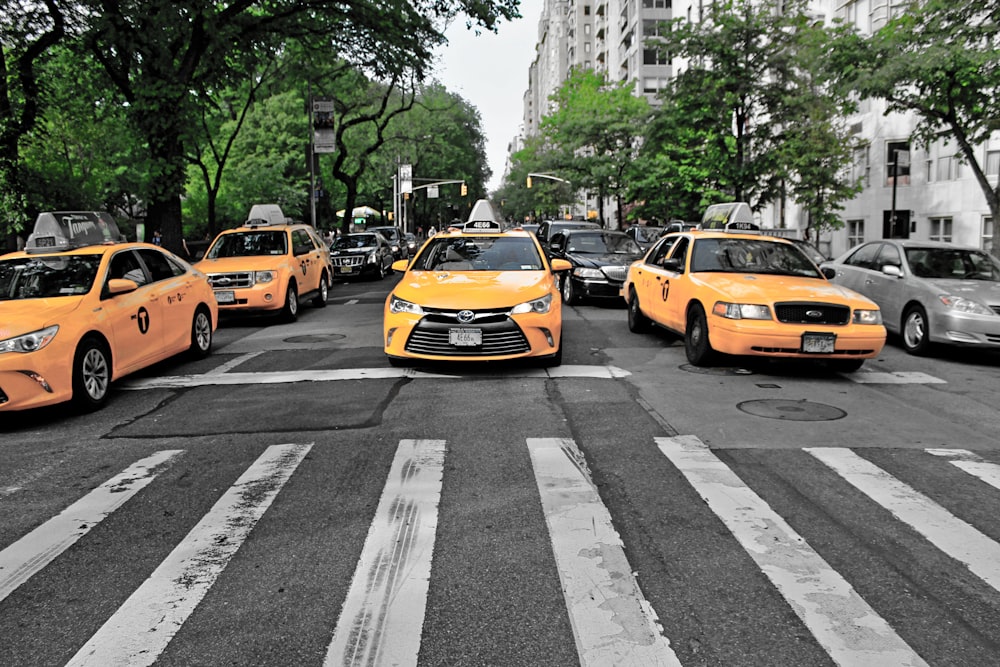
[693,273,878,306]
[392,270,554,309]
[195,256,284,272]
[920,277,1000,301]
[331,246,376,255]
[0,297,86,338]
[565,252,644,269]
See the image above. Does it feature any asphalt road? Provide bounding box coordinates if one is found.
[2,272,999,666]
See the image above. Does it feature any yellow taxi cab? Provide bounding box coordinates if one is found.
[384,199,572,366]
[0,211,218,412]
[196,213,332,322]
[621,203,886,371]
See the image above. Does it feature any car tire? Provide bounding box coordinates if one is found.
[312,274,328,308]
[685,303,715,366]
[189,306,213,359]
[627,288,651,333]
[561,275,578,305]
[281,282,298,323]
[72,336,112,412]
[376,260,387,281]
[902,305,931,355]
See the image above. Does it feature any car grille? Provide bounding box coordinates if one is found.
[208,272,253,289]
[601,266,628,282]
[421,307,513,325]
[404,319,530,356]
[332,255,365,267]
[774,302,850,325]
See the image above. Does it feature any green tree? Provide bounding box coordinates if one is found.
[829,0,1000,256]
[541,67,650,228]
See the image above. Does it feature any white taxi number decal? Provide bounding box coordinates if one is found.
[449,328,482,346]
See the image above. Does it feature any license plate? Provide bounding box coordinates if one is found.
[449,328,482,347]
[215,290,235,304]
[802,332,835,353]
[339,265,354,273]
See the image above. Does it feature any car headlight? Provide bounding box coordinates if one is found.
[938,295,994,315]
[389,294,424,315]
[0,325,59,354]
[712,302,772,320]
[367,252,377,264]
[254,271,275,284]
[853,309,883,325]
[511,293,552,315]
[572,267,604,279]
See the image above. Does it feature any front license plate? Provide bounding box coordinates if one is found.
[802,332,835,353]
[449,328,482,347]
[215,290,235,304]
[339,265,354,273]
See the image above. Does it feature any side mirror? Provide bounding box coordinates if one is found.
[821,266,837,280]
[550,258,573,272]
[881,264,903,278]
[391,259,409,272]
[661,257,683,273]
[106,278,139,296]
[294,244,311,256]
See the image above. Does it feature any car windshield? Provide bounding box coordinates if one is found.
[0,255,102,300]
[410,237,544,271]
[690,238,822,278]
[207,231,287,258]
[567,232,642,254]
[905,247,1000,280]
[333,234,377,250]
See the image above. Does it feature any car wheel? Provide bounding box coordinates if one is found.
[561,274,578,305]
[829,358,864,373]
[685,303,715,366]
[902,305,931,355]
[281,282,298,323]
[189,306,213,358]
[72,336,111,411]
[312,274,328,308]
[627,288,651,333]
[376,259,387,281]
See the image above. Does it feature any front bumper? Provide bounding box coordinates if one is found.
[709,317,886,359]
[384,311,561,361]
[926,308,1000,348]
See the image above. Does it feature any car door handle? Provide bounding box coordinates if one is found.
[864,279,874,285]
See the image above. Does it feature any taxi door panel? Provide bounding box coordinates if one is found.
[641,237,679,326]
[104,250,164,372]
[137,249,194,355]
[292,229,319,293]
[660,237,691,331]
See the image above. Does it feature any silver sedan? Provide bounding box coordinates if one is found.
[821,239,1000,354]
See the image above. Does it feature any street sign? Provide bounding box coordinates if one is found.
[400,164,412,194]
[427,186,439,198]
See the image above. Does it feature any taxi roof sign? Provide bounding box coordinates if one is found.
[462,219,503,232]
[25,211,123,254]
[466,198,500,224]
[700,202,760,232]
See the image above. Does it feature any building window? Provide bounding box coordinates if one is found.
[886,141,910,186]
[984,217,994,254]
[584,41,591,53]
[643,48,668,65]
[930,217,952,242]
[584,23,592,35]
[986,150,1000,176]
[848,219,864,247]
[585,5,591,15]
[851,145,869,188]
[643,0,671,7]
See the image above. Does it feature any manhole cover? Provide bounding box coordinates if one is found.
[737,399,846,421]
[283,333,346,344]
[680,364,754,376]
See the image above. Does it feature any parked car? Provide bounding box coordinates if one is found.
[821,239,1000,355]
[329,232,395,280]
[368,226,407,260]
[535,219,601,255]
[0,211,217,412]
[548,229,645,304]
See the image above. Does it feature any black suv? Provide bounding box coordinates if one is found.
[547,228,644,304]
[367,226,407,260]
[535,219,601,255]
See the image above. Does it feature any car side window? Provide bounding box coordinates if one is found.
[647,237,678,265]
[108,250,148,286]
[136,249,182,282]
[875,244,902,269]
[666,237,690,270]
[844,243,881,270]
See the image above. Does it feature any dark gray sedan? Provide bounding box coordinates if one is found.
[821,240,1000,354]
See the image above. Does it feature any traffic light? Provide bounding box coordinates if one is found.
[526,176,533,188]
[461,182,468,196]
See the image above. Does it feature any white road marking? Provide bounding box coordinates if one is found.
[528,437,680,667]
[845,371,946,384]
[0,450,183,603]
[66,443,312,667]
[206,350,264,374]
[121,365,632,389]
[325,439,445,667]
[659,436,926,667]
[806,447,1000,593]
[925,448,1000,491]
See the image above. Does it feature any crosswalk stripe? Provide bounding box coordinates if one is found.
[527,437,681,666]
[66,443,312,667]
[324,439,446,667]
[806,447,1000,593]
[0,449,184,603]
[659,436,926,667]
[925,448,1000,491]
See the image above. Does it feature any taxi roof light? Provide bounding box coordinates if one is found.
[25,211,124,254]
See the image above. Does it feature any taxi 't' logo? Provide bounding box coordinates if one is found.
[135,306,150,334]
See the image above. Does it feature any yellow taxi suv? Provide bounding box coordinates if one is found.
[622,213,886,372]
[196,215,332,322]
[384,199,572,367]
[0,211,218,412]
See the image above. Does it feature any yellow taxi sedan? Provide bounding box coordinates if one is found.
[0,211,218,412]
[384,201,571,366]
[622,219,886,372]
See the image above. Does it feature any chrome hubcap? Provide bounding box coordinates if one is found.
[82,348,109,400]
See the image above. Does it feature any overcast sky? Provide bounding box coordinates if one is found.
[432,1,543,192]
